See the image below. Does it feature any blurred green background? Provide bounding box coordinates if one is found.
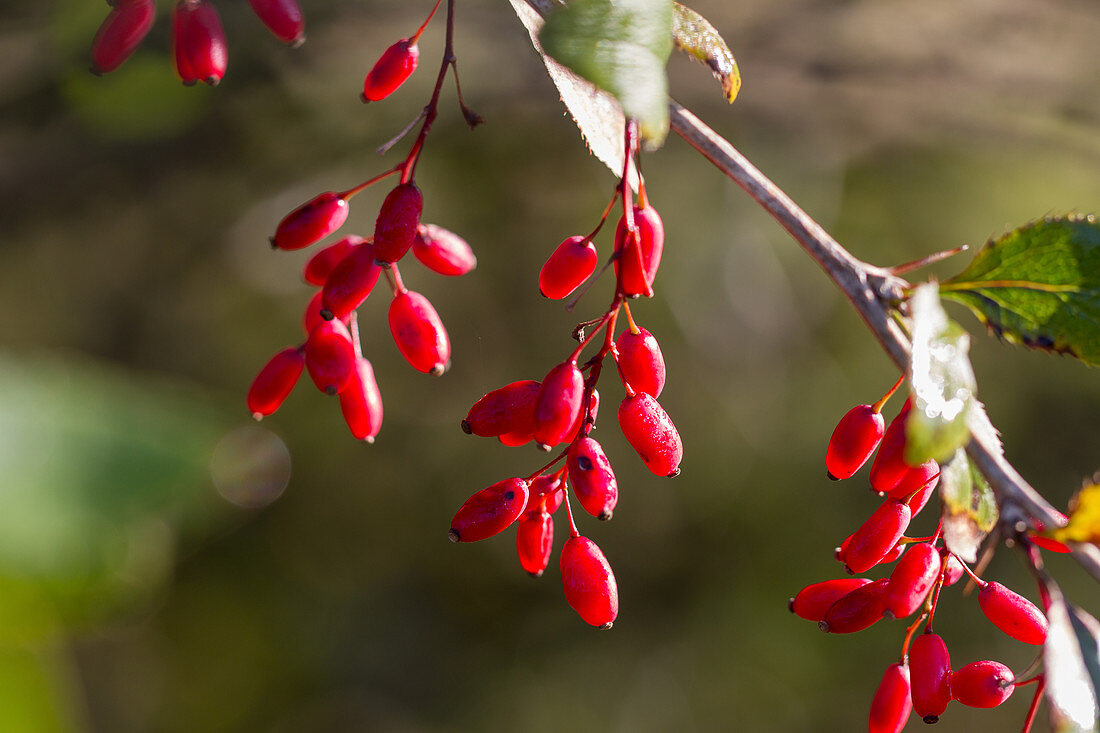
[0,0,1098,730]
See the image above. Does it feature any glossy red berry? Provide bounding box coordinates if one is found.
[91,0,156,74]
[869,663,912,733]
[950,661,1015,708]
[529,474,564,514]
[413,224,477,276]
[462,380,541,438]
[825,404,884,480]
[819,578,888,633]
[533,361,585,448]
[567,437,618,520]
[373,183,423,264]
[247,0,304,45]
[1031,512,1072,553]
[449,477,529,543]
[388,290,450,375]
[339,357,383,442]
[247,346,304,419]
[561,535,618,628]
[978,582,1048,645]
[617,392,683,477]
[613,205,664,297]
[303,235,363,286]
[788,578,872,622]
[909,632,952,723]
[515,508,553,577]
[941,551,965,587]
[568,389,600,443]
[321,241,382,320]
[868,404,913,494]
[172,0,227,86]
[271,192,349,251]
[905,476,938,517]
[884,542,941,619]
[842,499,912,574]
[302,290,326,335]
[362,38,419,102]
[886,459,939,501]
[539,235,598,299]
[304,318,356,395]
[615,327,666,398]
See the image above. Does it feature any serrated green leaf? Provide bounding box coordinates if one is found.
[942,215,1100,366]
[672,3,740,103]
[539,0,674,149]
[1045,581,1100,732]
[939,449,998,562]
[906,283,976,464]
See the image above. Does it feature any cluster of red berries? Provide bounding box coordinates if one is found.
[247,0,468,441]
[791,381,1058,731]
[447,124,681,628]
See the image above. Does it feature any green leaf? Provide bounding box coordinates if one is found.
[939,449,998,563]
[905,283,976,465]
[942,215,1100,366]
[1044,580,1100,732]
[539,0,674,149]
[672,3,740,103]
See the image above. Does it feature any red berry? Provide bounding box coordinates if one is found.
[533,361,585,448]
[788,578,872,622]
[362,38,419,102]
[516,508,553,577]
[304,318,356,395]
[498,430,533,447]
[909,632,951,723]
[271,191,349,251]
[339,357,383,442]
[91,0,156,74]
[413,224,477,276]
[530,474,564,514]
[905,475,938,517]
[884,542,941,619]
[568,389,600,442]
[560,535,618,628]
[819,578,888,633]
[869,405,914,494]
[613,205,664,297]
[617,392,683,477]
[373,183,424,264]
[567,437,618,520]
[825,404,885,480]
[247,346,304,419]
[304,235,363,286]
[321,241,383,320]
[978,582,1048,645]
[941,550,965,587]
[172,0,227,86]
[869,663,912,733]
[886,459,939,501]
[615,327,666,398]
[842,499,912,574]
[247,0,304,45]
[950,661,1015,708]
[302,290,326,335]
[388,290,450,375]
[462,380,541,437]
[449,477,529,543]
[539,235,598,299]
[1030,512,1072,553]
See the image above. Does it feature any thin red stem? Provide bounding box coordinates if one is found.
[562,485,580,538]
[1020,676,1045,733]
[338,165,403,200]
[871,374,905,414]
[409,0,443,44]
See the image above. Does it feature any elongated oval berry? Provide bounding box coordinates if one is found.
[869,663,912,733]
[567,437,618,520]
[516,509,553,577]
[413,224,476,276]
[539,235,598,299]
[388,290,450,375]
[613,205,664,297]
[561,535,618,628]
[905,476,938,517]
[533,361,585,448]
[462,380,541,437]
[842,499,912,574]
[886,459,939,501]
[616,327,666,398]
[321,241,382,319]
[339,357,383,442]
[819,578,888,633]
[362,38,419,102]
[941,550,965,587]
[373,183,424,263]
[950,661,1014,708]
[1031,512,1072,554]
[978,581,1048,645]
[91,0,156,74]
[618,392,683,477]
[885,542,941,619]
[449,477,529,543]
[172,0,227,86]
[247,346,304,419]
[247,0,304,45]
[271,192,349,251]
[304,318,355,395]
[869,405,914,494]
[303,290,326,335]
[304,235,363,286]
[498,430,533,447]
[568,389,600,443]
[909,632,951,723]
[789,578,872,622]
[826,404,885,480]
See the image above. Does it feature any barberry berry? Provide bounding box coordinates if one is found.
[869,663,912,733]
[271,192,349,251]
[304,318,356,395]
[909,632,952,724]
[788,577,872,622]
[515,507,553,577]
[172,0,227,86]
[825,404,885,480]
[321,241,383,320]
[560,535,618,628]
[613,204,664,297]
[462,380,541,438]
[566,437,618,520]
[819,577,888,633]
[615,327,666,398]
[950,660,1015,708]
[90,0,156,75]
[841,499,912,574]
[247,346,304,419]
[884,541,941,618]
[449,477,530,543]
[247,0,304,45]
[978,582,1048,645]
[373,183,424,264]
[339,357,383,442]
[617,392,683,477]
[303,235,363,286]
[388,290,450,375]
[413,224,477,276]
[539,235,598,299]
[362,39,420,102]
[868,403,913,494]
[533,361,585,448]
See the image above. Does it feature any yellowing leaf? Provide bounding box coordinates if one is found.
[1052,481,1100,545]
[672,3,740,103]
